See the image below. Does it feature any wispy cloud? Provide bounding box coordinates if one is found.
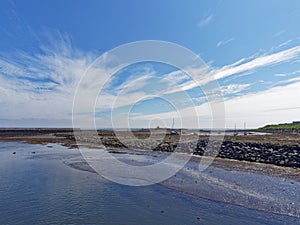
[271,40,293,52]
[132,80,300,128]
[274,69,300,77]
[0,31,96,125]
[213,45,300,80]
[166,45,300,94]
[217,38,234,47]
[275,76,300,86]
[274,73,287,77]
[272,30,286,38]
[119,45,300,123]
[1,29,300,128]
[220,83,252,96]
[198,14,213,27]
[277,39,292,48]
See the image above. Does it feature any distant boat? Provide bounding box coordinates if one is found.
[170,118,178,135]
[170,130,178,135]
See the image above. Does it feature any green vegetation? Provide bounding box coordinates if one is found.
[259,123,300,131]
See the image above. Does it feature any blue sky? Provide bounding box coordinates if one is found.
[1,0,300,128]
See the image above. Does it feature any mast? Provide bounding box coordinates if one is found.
[234,123,238,136]
[172,118,174,129]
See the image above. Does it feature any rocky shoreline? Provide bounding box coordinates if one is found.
[1,128,300,169]
[195,140,300,168]
[149,139,300,168]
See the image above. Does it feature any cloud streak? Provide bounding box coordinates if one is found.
[1,30,300,128]
[132,79,300,128]
[0,32,96,125]
[213,45,300,79]
[198,14,213,27]
[166,45,300,94]
[217,38,234,47]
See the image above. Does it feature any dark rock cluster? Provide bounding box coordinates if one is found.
[154,140,300,168]
[216,141,300,168]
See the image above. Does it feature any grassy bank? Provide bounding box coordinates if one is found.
[258,123,300,132]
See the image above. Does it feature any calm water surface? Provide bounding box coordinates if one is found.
[0,141,299,225]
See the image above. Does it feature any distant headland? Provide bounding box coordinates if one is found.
[258,121,300,133]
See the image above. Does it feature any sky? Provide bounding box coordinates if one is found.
[1,0,300,129]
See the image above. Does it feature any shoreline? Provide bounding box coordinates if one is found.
[62,147,300,218]
[1,135,299,218]
[1,128,299,169]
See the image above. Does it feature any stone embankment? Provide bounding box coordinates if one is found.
[152,140,300,168]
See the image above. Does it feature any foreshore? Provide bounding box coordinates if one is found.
[1,128,299,217]
[63,146,300,217]
[0,128,299,168]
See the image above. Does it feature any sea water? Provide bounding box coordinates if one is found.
[0,141,299,225]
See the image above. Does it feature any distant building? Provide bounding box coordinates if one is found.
[293,121,300,124]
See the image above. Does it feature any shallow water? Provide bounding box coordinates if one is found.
[0,141,299,225]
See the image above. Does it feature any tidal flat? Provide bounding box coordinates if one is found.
[1,128,300,223]
[0,141,300,225]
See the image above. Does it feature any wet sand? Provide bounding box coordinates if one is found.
[1,128,299,218]
[63,148,300,218]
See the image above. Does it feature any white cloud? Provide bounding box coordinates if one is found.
[94,43,300,128]
[198,14,213,27]
[274,69,300,77]
[164,70,190,84]
[166,45,300,94]
[0,32,96,126]
[217,38,234,47]
[275,76,300,85]
[220,83,251,95]
[131,80,300,129]
[213,45,300,80]
[277,39,292,49]
[272,30,286,38]
[1,30,300,129]
[274,73,287,77]
[222,80,300,128]
[111,72,154,95]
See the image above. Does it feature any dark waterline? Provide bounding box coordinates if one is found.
[0,141,299,225]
